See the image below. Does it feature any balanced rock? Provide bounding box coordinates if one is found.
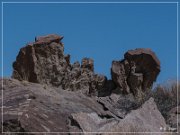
[124,48,160,90]
[111,48,160,100]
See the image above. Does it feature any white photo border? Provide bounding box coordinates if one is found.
[1,1,179,134]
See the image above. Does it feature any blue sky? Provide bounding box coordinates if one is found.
[1,1,179,84]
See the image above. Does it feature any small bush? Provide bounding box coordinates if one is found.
[152,80,179,119]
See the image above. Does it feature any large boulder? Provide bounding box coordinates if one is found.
[111,48,160,100]
[1,78,109,132]
[124,48,160,90]
[71,98,167,133]
[12,34,66,85]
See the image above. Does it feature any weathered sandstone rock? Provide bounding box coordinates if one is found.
[111,48,160,100]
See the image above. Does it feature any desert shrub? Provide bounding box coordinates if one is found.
[152,80,179,119]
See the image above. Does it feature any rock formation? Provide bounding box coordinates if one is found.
[111,48,160,101]
[12,34,160,100]
[12,34,106,95]
[1,34,170,134]
[12,34,66,84]
[1,78,167,133]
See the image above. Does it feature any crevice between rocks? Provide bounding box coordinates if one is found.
[67,116,83,132]
[97,100,123,120]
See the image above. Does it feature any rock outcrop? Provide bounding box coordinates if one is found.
[12,34,160,99]
[3,34,168,134]
[72,98,166,133]
[12,34,106,95]
[1,78,167,134]
[12,34,66,84]
[111,48,160,100]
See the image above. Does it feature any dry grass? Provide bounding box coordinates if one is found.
[152,80,180,119]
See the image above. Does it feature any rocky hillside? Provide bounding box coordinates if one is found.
[1,34,178,134]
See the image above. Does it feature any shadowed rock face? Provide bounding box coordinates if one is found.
[124,48,160,89]
[111,61,130,94]
[12,34,65,84]
[111,48,160,100]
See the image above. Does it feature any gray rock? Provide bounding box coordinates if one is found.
[1,78,167,134]
[1,78,110,132]
[105,97,167,133]
[67,98,167,133]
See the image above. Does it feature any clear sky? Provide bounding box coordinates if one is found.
[1,1,179,84]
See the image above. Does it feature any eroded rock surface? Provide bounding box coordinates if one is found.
[12,34,106,96]
[1,78,167,134]
[72,98,166,133]
[12,35,161,100]
[12,34,66,84]
[111,48,160,100]
[1,78,109,132]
